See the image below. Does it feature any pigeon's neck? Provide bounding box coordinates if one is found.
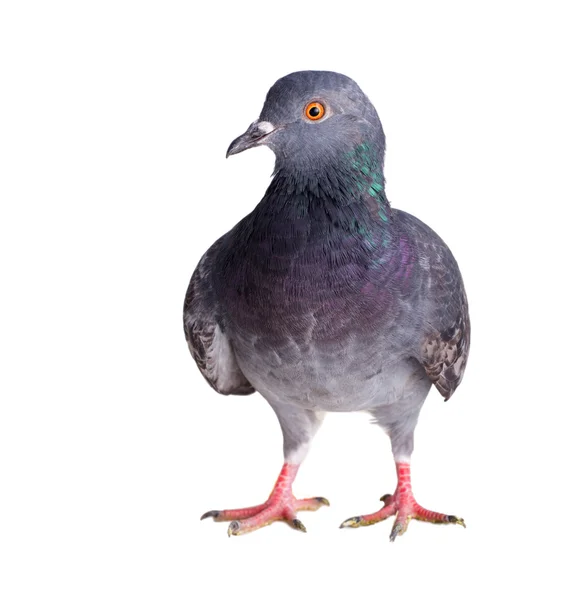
[267,141,392,225]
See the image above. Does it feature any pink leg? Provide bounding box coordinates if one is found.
[201,463,329,536]
[340,462,465,541]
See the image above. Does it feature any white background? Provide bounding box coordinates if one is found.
[1,1,562,598]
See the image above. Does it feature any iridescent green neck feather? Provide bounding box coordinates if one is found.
[343,142,390,224]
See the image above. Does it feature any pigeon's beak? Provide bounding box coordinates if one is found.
[226,120,276,158]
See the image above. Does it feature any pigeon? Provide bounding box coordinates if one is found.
[185,71,469,540]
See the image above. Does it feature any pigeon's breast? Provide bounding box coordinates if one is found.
[220,218,395,346]
[215,215,412,410]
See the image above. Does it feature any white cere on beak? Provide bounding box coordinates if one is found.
[256,121,275,134]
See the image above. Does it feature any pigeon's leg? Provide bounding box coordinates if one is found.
[201,405,328,536]
[341,368,465,540]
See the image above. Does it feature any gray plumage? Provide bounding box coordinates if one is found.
[184,71,469,528]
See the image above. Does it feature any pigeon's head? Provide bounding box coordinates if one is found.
[227,71,386,172]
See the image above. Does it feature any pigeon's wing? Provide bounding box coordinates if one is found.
[420,245,470,401]
[421,299,470,400]
[184,238,254,396]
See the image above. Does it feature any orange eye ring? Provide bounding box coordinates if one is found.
[305,101,325,121]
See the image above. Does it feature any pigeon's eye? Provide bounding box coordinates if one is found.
[305,101,325,121]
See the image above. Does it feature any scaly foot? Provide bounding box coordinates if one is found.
[340,462,465,541]
[201,463,329,536]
